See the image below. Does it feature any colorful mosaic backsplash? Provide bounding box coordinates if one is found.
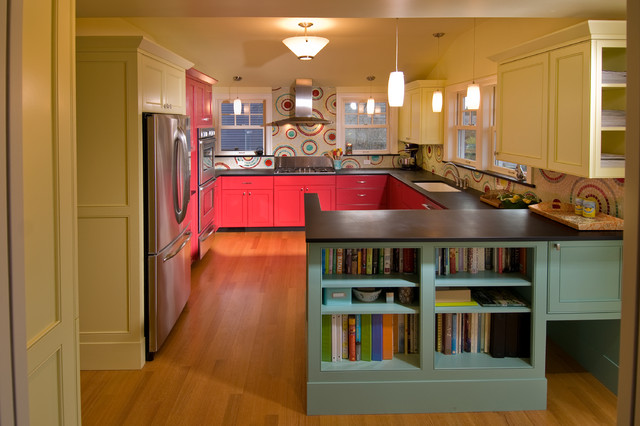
[214,86,399,170]
[419,145,625,219]
[213,86,624,220]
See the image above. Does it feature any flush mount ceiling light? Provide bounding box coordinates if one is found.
[466,19,480,110]
[233,76,242,115]
[388,19,405,107]
[283,22,329,61]
[366,75,376,115]
[431,33,445,113]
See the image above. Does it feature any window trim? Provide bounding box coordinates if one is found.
[336,87,398,155]
[212,88,272,156]
[444,75,531,182]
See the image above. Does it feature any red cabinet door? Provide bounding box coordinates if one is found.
[247,189,273,227]
[306,185,335,211]
[388,178,405,209]
[214,178,221,231]
[221,189,246,227]
[274,185,304,227]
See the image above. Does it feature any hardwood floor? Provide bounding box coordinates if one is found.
[81,231,617,425]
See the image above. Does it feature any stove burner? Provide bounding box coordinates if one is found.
[275,166,335,174]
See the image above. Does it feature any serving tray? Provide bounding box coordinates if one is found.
[528,202,624,231]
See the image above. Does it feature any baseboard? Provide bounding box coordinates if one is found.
[80,340,146,370]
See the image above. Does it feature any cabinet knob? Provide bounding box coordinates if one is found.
[243,192,246,195]
[300,187,304,191]
[357,180,366,184]
[554,243,561,251]
[249,192,252,196]
[357,194,366,197]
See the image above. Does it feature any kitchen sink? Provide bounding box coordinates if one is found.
[413,182,461,192]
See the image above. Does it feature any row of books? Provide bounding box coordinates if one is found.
[322,248,418,275]
[436,312,531,358]
[436,247,528,276]
[322,314,419,362]
[435,287,529,308]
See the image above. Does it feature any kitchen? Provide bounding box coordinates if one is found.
[5,0,639,424]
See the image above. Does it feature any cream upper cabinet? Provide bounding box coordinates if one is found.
[398,80,444,145]
[494,20,626,178]
[496,52,549,169]
[140,53,187,114]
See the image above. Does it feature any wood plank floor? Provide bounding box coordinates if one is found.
[81,231,617,425]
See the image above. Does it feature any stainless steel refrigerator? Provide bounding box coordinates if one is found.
[144,113,191,358]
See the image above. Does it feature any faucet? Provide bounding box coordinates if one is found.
[444,161,466,188]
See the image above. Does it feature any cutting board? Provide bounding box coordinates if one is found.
[528,202,623,231]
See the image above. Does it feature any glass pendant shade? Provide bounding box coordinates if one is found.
[388,71,405,107]
[282,36,329,60]
[233,98,242,115]
[366,97,375,115]
[466,83,480,110]
[432,90,443,113]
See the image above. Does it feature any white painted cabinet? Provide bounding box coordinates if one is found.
[494,21,626,178]
[140,53,187,114]
[398,80,444,145]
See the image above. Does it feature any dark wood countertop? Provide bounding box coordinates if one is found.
[303,193,623,243]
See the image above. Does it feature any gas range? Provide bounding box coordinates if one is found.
[274,166,335,174]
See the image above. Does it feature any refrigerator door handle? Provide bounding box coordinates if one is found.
[172,126,190,224]
[163,231,191,263]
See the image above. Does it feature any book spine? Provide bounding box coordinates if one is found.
[361,314,372,361]
[436,313,443,353]
[378,248,385,274]
[348,315,356,361]
[355,314,362,361]
[372,248,379,274]
[371,314,383,361]
[345,249,352,274]
[398,314,405,353]
[383,248,391,274]
[382,314,393,360]
[357,249,362,275]
[366,248,373,275]
[490,312,507,358]
[342,315,348,360]
[322,315,332,362]
[361,248,367,275]
[336,248,343,274]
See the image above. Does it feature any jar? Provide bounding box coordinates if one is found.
[582,198,597,218]
[574,197,583,215]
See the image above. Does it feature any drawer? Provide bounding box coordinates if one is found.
[548,241,622,314]
[221,176,273,190]
[274,175,336,187]
[336,204,379,211]
[322,288,352,305]
[337,174,388,188]
[337,187,386,205]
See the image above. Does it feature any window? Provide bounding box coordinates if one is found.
[213,89,272,156]
[444,76,529,181]
[336,90,396,154]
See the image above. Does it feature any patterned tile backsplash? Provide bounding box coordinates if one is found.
[214,85,625,219]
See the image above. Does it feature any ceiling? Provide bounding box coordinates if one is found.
[76,0,626,88]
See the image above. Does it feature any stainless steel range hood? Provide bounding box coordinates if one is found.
[267,79,333,126]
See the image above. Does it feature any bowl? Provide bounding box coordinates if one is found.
[353,288,382,303]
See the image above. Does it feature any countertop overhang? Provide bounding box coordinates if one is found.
[303,193,623,243]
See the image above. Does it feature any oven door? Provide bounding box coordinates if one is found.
[198,137,216,186]
[198,177,215,233]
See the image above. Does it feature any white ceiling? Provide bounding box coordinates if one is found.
[76,0,626,88]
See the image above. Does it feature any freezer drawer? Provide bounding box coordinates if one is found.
[198,222,215,260]
[147,230,191,354]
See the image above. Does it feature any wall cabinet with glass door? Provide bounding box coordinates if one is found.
[494,20,626,178]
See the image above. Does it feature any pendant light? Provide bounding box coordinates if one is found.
[233,76,242,115]
[283,22,329,60]
[387,19,404,107]
[366,75,375,115]
[431,33,445,113]
[466,19,480,110]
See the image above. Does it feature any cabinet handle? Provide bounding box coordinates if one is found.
[306,187,309,191]
[300,187,304,191]
[242,182,252,185]
[357,180,366,184]
[554,243,561,251]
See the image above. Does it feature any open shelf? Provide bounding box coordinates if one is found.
[435,270,531,287]
[321,299,419,315]
[434,352,532,370]
[435,305,531,314]
[321,353,420,371]
[322,273,419,288]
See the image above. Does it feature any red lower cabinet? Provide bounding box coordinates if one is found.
[273,176,336,226]
[220,177,273,227]
[337,175,388,210]
[388,177,444,210]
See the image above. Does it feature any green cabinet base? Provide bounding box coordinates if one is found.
[307,379,547,415]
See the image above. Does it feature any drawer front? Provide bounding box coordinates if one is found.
[221,176,274,190]
[337,174,388,188]
[336,204,379,211]
[548,241,622,314]
[337,187,386,206]
[274,175,336,186]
